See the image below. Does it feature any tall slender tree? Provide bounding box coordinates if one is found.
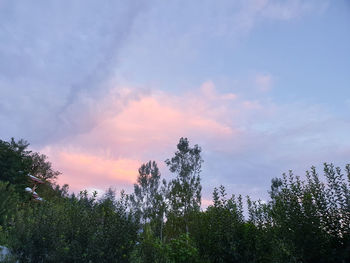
[131,161,166,240]
[165,137,203,235]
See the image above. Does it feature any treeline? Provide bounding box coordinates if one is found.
[0,138,350,262]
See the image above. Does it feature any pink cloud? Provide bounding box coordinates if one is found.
[201,81,237,101]
[60,85,237,157]
[41,81,267,193]
[200,81,217,98]
[201,198,213,209]
[45,148,141,193]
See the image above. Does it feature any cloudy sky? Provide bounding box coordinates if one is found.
[1,0,349,204]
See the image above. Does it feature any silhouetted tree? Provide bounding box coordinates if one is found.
[166,137,203,236]
[131,161,167,240]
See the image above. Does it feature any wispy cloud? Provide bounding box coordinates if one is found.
[38,79,350,199]
[258,0,329,20]
[1,0,346,202]
[40,82,242,192]
[0,0,328,146]
[0,0,146,144]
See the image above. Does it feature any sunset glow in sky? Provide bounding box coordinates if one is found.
[1,0,349,202]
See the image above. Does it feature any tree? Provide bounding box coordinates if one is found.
[194,186,250,263]
[9,190,138,263]
[165,137,203,235]
[265,165,350,263]
[0,138,60,188]
[30,152,60,182]
[0,138,32,189]
[131,161,167,240]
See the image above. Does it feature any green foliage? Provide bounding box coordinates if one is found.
[265,164,350,262]
[166,233,199,263]
[191,186,271,263]
[130,161,167,240]
[187,164,350,263]
[7,190,138,263]
[131,225,168,263]
[166,137,203,235]
[0,182,20,230]
[131,229,200,263]
[30,152,61,182]
[0,138,60,193]
[2,137,350,262]
[0,139,32,190]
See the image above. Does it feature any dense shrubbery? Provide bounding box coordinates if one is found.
[1,138,350,262]
[191,165,350,263]
[8,191,137,262]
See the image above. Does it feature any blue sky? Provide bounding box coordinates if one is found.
[0,0,349,204]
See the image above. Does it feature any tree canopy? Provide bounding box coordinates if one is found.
[0,137,349,262]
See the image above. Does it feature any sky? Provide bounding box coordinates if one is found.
[0,0,349,204]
